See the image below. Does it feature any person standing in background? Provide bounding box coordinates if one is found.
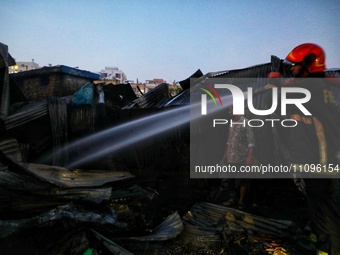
[220,106,256,209]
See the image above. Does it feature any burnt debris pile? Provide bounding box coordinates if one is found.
[1,43,340,254]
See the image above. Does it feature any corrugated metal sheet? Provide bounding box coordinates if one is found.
[19,162,134,188]
[0,43,15,68]
[0,147,134,190]
[48,97,68,166]
[0,43,12,118]
[127,211,183,241]
[166,58,275,108]
[183,202,297,238]
[69,105,95,135]
[0,138,22,167]
[178,69,203,90]
[166,58,340,108]
[4,100,48,130]
[165,89,191,107]
[123,83,170,109]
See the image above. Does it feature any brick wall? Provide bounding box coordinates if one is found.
[10,66,98,101]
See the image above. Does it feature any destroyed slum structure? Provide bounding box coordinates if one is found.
[1,53,101,164]
[0,43,187,254]
[4,44,326,180]
[168,56,286,169]
[178,57,340,170]
[55,81,189,177]
[1,42,340,254]
[100,82,137,109]
[1,41,185,178]
[0,43,133,214]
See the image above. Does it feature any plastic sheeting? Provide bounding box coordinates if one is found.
[71,82,94,105]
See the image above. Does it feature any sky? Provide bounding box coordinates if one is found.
[1,0,339,83]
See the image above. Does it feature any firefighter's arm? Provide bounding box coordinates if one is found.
[267,71,298,87]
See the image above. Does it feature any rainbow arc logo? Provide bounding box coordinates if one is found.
[200,84,222,115]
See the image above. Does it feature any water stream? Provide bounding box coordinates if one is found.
[50,94,234,169]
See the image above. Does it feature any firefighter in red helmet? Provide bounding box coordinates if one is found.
[285,43,326,76]
[277,43,340,255]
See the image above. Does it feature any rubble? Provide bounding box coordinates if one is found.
[1,42,339,254]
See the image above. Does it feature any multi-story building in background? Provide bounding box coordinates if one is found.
[9,59,40,74]
[99,66,127,84]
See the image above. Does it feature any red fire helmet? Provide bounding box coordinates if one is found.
[285,43,326,73]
